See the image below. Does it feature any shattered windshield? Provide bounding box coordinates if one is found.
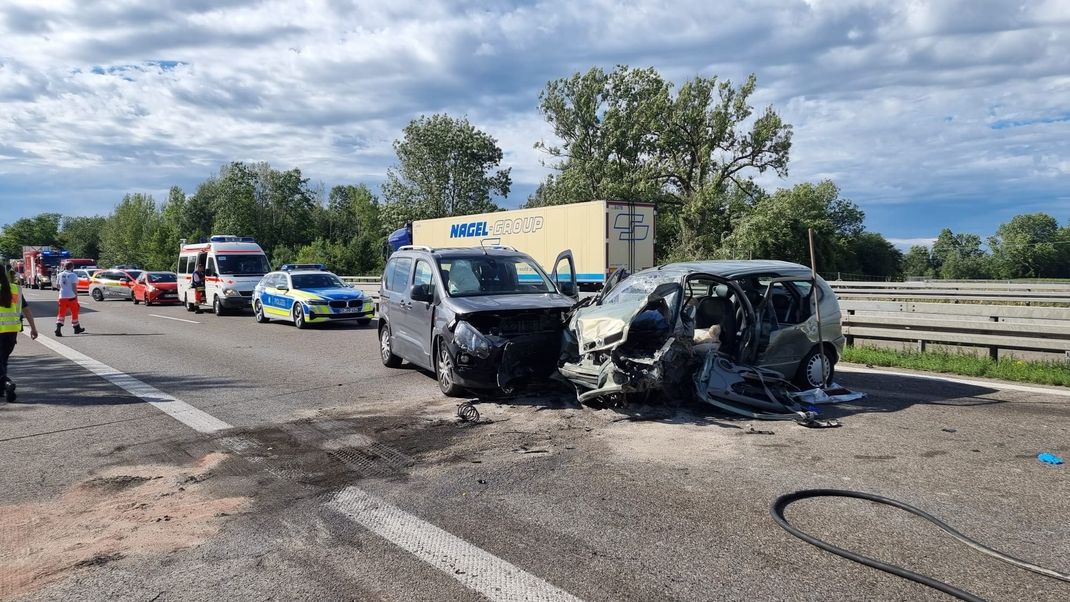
[437,256,554,297]
[601,273,680,305]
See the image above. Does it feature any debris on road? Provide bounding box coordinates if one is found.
[457,401,480,423]
[1037,452,1064,465]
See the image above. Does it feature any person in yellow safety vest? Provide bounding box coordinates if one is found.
[1,267,39,403]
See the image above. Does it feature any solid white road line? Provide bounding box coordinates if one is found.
[24,331,585,601]
[838,364,1070,397]
[149,314,200,324]
[330,487,583,602]
[27,333,231,433]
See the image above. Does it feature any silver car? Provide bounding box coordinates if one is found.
[560,260,845,404]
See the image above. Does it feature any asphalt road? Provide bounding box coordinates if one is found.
[2,289,1068,602]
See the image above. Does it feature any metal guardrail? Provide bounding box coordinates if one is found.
[830,281,1070,359]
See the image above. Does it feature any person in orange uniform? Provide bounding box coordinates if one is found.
[55,264,86,337]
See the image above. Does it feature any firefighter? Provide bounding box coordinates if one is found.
[55,263,85,337]
[1,267,39,403]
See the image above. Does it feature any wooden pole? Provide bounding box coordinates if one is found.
[808,228,827,388]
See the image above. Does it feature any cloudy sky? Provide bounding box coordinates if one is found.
[1,0,1068,247]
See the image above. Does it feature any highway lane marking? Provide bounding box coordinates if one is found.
[149,314,200,324]
[26,333,231,433]
[838,365,1070,397]
[330,487,583,602]
[24,331,585,602]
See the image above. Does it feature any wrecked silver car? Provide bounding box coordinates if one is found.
[559,260,862,421]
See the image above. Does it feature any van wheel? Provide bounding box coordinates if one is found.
[292,303,307,329]
[795,346,836,389]
[379,324,402,368]
[91,289,104,302]
[436,339,464,397]
[214,296,227,316]
[254,301,267,323]
[185,296,197,312]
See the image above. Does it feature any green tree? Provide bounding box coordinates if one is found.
[718,181,863,272]
[59,215,107,259]
[0,213,62,258]
[901,245,935,279]
[99,194,159,268]
[929,228,992,279]
[988,213,1065,278]
[532,66,792,261]
[848,232,903,280]
[381,114,510,227]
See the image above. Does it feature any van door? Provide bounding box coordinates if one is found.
[205,256,220,303]
[549,250,578,299]
[380,256,415,360]
[400,259,436,367]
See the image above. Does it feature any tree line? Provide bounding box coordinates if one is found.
[2,65,1067,279]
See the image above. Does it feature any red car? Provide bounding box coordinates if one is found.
[74,269,98,294]
[132,272,180,305]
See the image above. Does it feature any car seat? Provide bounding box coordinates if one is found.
[694,285,737,354]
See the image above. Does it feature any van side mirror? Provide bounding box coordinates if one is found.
[557,281,576,296]
[411,283,434,303]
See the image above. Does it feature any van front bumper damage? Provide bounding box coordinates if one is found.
[448,311,566,391]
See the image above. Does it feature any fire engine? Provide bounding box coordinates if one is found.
[23,246,70,289]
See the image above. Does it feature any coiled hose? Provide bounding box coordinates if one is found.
[771,489,1070,602]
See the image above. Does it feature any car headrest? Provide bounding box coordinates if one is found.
[714,284,730,298]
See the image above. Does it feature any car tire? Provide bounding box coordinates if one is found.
[435,339,464,397]
[132,295,139,305]
[253,301,267,323]
[91,288,104,302]
[357,318,371,326]
[214,296,227,317]
[292,303,307,329]
[379,324,402,368]
[795,346,836,390]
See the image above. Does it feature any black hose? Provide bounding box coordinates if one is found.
[770,489,1070,602]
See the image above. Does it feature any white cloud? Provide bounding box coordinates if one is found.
[0,0,1068,238]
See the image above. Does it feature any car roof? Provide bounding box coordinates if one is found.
[638,260,814,279]
[269,270,336,277]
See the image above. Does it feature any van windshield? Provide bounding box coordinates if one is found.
[216,254,270,276]
[437,256,555,297]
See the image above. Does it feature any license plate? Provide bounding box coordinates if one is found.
[340,307,357,313]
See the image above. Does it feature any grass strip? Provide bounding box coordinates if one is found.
[842,346,1070,387]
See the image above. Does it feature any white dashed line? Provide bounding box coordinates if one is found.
[149,313,200,324]
[24,331,585,602]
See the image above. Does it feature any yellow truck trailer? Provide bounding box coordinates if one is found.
[409,200,655,290]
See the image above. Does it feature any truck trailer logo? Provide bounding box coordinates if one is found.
[613,212,650,241]
[450,216,545,238]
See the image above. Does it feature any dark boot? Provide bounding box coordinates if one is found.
[4,379,15,403]
[74,325,86,334]
[54,324,63,337]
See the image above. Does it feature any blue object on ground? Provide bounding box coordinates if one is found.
[1037,452,1064,465]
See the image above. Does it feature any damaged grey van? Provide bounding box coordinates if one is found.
[559,260,855,415]
[379,245,578,396]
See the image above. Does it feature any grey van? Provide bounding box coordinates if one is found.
[378,245,578,396]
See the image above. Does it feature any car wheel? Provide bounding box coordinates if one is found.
[795,346,836,389]
[436,339,464,397]
[379,324,402,368]
[292,303,307,329]
[254,301,267,323]
[91,288,104,302]
[357,318,371,326]
[214,296,227,316]
[132,294,140,305]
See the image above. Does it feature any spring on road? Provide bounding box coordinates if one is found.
[457,402,480,423]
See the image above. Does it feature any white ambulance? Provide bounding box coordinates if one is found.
[177,235,271,315]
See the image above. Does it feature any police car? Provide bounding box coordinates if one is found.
[252,268,373,328]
